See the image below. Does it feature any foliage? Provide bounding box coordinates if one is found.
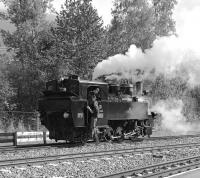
[106,0,177,56]
[51,0,105,78]
[150,74,187,101]
[0,0,53,111]
[0,54,15,111]
[148,74,200,121]
[0,111,37,132]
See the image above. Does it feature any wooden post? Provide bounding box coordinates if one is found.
[36,116,40,131]
[13,132,17,146]
[43,131,47,144]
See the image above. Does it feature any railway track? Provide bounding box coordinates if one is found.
[0,142,67,153]
[128,133,200,143]
[141,133,200,141]
[98,155,200,178]
[1,142,200,168]
[0,134,199,153]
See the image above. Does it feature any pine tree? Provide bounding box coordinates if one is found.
[52,0,105,79]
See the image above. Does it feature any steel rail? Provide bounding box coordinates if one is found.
[0,142,67,153]
[0,133,199,153]
[1,142,200,168]
[0,143,70,153]
[143,133,200,141]
[98,155,200,178]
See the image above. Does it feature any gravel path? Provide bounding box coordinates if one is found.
[0,136,200,161]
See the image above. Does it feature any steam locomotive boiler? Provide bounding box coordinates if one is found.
[38,75,156,143]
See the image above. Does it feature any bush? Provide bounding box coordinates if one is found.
[146,74,200,122]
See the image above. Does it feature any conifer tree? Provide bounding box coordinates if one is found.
[52,0,105,78]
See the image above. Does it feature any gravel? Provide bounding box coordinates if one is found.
[1,136,200,177]
[1,147,200,178]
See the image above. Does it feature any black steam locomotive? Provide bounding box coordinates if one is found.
[38,75,156,143]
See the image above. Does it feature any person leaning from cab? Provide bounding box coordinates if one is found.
[87,91,99,144]
[93,87,101,101]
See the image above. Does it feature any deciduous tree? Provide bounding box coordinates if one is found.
[0,0,53,111]
[106,0,177,55]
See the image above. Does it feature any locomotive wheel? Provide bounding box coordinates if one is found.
[80,136,87,145]
[115,126,124,142]
[130,134,139,141]
[80,129,88,145]
[117,135,124,142]
[130,127,140,141]
[104,127,113,142]
[92,128,100,144]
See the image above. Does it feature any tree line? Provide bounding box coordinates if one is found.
[0,0,177,112]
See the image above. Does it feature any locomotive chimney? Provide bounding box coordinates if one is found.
[135,81,143,96]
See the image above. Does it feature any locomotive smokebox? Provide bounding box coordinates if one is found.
[136,81,143,96]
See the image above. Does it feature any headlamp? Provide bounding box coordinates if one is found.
[63,112,69,118]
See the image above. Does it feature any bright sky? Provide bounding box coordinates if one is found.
[173,0,200,53]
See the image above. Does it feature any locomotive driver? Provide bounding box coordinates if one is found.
[87,91,99,144]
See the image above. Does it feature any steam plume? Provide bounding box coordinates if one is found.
[93,1,200,86]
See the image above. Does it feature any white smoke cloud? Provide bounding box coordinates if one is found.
[93,0,200,86]
[152,99,200,134]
